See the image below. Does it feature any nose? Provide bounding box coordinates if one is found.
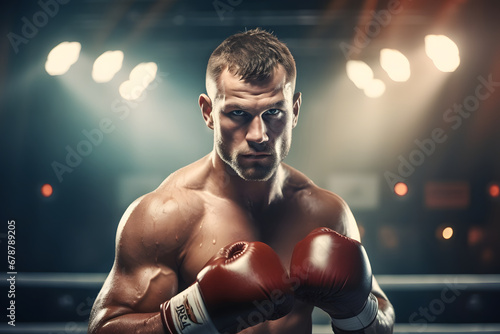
[246,115,269,144]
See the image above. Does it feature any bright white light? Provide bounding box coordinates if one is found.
[45,41,81,76]
[119,62,158,101]
[346,60,374,89]
[442,227,454,240]
[425,35,460,72]
[364,79,386,98]
[380,49,411,82]
[92,50,124,83]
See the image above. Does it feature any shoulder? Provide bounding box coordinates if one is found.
[282,164,361,241]
[115,165,208,265]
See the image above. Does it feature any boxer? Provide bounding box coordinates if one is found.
[89,28,395,333]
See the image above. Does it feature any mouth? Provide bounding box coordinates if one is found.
[241,153,272,160]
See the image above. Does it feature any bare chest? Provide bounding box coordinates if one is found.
[177,200,319,286]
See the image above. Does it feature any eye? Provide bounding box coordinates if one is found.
[265,109,281,116]
[230,110,246,116]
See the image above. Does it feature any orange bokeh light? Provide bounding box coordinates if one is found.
[394,182,408,197]
[489,184,500,198]
[41,184,53,197]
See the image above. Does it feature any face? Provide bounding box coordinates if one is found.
[200,65,301,181]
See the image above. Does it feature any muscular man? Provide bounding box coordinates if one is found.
[89,28,395,334]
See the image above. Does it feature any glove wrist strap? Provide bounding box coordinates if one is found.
[160,282,219,334]
[330,293,379,332]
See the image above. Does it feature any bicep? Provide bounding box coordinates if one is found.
[89,258,178,333]
[92,261,178,320]
[90,196,181,328]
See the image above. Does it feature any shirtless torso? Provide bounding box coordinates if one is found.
[89,28,394,334]
[89,155,389,334]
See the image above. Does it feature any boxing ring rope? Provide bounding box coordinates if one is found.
[1,273,500,333]
[5,273,500,289]
[1,322,499,334]
[313,324,500,334]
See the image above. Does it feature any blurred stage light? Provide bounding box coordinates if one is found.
[346,60,385,98]
[488,183,499,198]
[394,182,408,197]
[442,226,454,240]
[41,183,53,197]
[346,60,373,89]
[364,78,386,98]
[380,49,411,82]
[119,62,158,101]
[425,35,460,72]
[45,41,81,76]
[92,50,124,83]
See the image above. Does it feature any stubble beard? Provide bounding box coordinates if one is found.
[216,138,290,182]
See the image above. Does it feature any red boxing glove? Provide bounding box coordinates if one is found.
[290,227,378,332]
[160,241,294,334]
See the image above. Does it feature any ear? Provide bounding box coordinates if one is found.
[199,94,214,130]
[292,92,302,128]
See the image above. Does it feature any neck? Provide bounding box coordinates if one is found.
[208,152,285,210]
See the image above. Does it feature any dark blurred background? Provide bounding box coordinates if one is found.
[1,0,499,331]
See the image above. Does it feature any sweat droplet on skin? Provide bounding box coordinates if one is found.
[212,239,216,245]
[199,243,203,248]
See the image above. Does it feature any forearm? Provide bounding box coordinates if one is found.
[332,297,395,334]
[89,312,165,334]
